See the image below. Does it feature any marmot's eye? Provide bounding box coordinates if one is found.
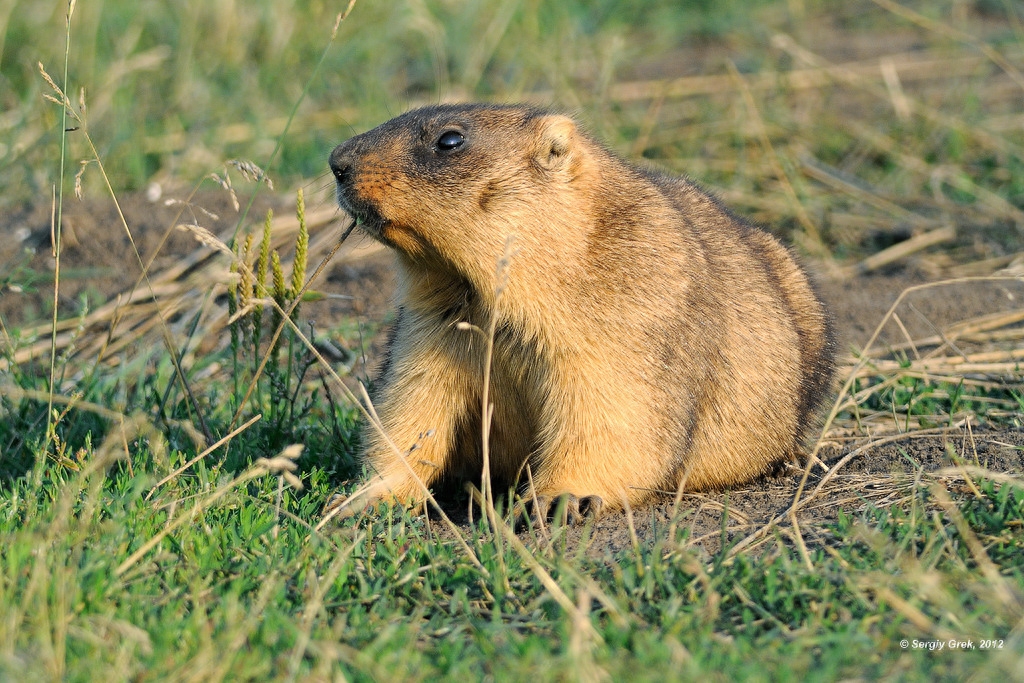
[436,130,465,151]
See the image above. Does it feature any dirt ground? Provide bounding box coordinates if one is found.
[2,188,1024,556]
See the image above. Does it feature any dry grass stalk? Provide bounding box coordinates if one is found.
[114,448,306,577]
[598,49,1017,103]
[176,223,234,256]
[869,309,1024,357]
[672,495,752,525]
[798,151,939,229]
[310,344,489,576]
[835,291,1024,389]
[141,109,361,154]
[503,519,605,640]
[848,350,1024,379]
[771,276,1024,550]
[930,483,1024,610]
[770,33,1024,160]
[728,421,972,558]
[843,117,1024,224]
[589,32,1022,273]
[879,56,912,122]
[860,582,959,642]
[949,254,1024,278]
[814,277,1024,453]
[845,225,956,276]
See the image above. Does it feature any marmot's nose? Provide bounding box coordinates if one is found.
[329,145,352,185]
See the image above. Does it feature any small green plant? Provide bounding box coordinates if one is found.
[843,373,1023,431]
[226,187,317,446]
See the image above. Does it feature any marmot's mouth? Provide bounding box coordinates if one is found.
[334,185,388,238]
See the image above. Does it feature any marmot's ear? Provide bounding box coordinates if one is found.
[534,115,577,173]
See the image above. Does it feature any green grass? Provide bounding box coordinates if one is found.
[843,372,1024,431]
[1,367,1022,680]
[3,0,1024,679]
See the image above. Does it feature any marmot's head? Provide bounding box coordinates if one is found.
[329,104,592,273]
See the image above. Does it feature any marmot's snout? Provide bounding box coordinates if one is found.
[329,139,379,227]
[329,143,355,195]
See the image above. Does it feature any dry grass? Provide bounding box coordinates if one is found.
[0,202,380,373]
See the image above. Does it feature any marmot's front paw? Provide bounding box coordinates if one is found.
[322,481,389,520]
[322,491,369,519]
[323,476,429,521]
[523,493,604,527]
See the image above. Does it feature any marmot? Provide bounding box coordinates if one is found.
[328,103,834,519]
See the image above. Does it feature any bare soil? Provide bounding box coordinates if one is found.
[2,190,1023,557]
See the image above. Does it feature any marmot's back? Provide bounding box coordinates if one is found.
[328,103,835,518]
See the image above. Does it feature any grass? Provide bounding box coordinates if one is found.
[1,388,1022,680]
[2,0,1024,679]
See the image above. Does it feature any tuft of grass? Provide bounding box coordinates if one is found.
[224,186,323,455]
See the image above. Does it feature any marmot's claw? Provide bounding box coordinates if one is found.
[526,493,603,527]
[578,495,604,521]
[528,495,552,527]
[566,494,604,524]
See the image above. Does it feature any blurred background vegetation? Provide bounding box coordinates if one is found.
[1,0,778,190]
[2,0,1023,261]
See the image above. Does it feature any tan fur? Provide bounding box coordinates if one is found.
[328,103,835,514]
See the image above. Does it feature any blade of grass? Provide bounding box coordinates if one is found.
[44,1,78,475]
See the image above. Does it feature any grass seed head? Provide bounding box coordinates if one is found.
[291,188,308,298]
[229,159,274,190]
[176,223,233,257]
